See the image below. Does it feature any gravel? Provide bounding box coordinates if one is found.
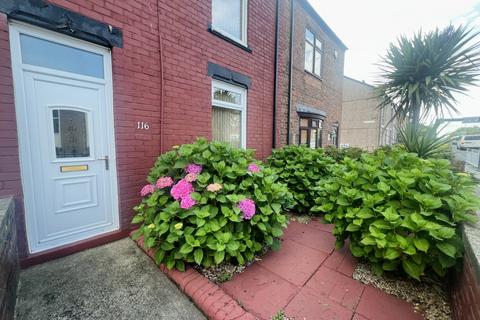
[196,262,247,283]
[286,213,312,224]
[195,247,268,284]
[353,262,452,320]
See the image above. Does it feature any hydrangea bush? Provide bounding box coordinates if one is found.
[267,145,335,213]
[313,147,479,280]
[132,138,293,271]
[323,145,364,162]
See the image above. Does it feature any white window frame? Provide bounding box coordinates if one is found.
[211,0,248,47]
[211,79,247,148]
[304,28,324,78]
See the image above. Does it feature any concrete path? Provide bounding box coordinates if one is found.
[15,239,205,320]
[221,220,423,320]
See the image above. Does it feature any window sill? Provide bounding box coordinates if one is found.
[305,70,323,81]
[208,26,252,53]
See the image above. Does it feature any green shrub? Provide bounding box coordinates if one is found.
[324,145,364,162]
[267,145,334,213]
[131,138,292,271]
[313,147,479,280]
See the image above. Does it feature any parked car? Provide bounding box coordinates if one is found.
[457,135,480,150]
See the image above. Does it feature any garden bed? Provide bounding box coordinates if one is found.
[353,262,452,320]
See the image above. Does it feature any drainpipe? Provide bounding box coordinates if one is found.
[378,107,383,147]
[286,0,294,145]
[157,0,165,153]
[272,0,280,149]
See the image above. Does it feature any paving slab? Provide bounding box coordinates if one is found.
[284,221,336,254]
[284,286,353,320]
[305,219,334,233]
[220,263,298,319]
[258,239,328,286]
[15,239,205,320]
[355,285,423,320]
[305,266,365,310]
[352,313,369,320]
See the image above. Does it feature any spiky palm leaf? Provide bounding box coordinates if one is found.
[377,25,480,123]
[398,121,453,158]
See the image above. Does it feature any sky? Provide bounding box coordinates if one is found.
[308,0,480,128]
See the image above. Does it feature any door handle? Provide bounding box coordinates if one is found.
[97,156,109,170]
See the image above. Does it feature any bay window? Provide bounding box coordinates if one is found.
[299,117,323,149]
[212,0,248,46]
[212,80,247,148]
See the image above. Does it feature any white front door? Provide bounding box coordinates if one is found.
[9,23,119,253]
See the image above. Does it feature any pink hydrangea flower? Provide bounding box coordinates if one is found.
[156,176,174,189]
[206,183,222,192]
[180,194,196,209]
[140,184,155,197]
[185,163,203,174]
[170,179,194,200]
[238,198,256,220]
[248,163,261,173]
[184,173,197,182]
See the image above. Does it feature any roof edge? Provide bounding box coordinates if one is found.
[298,0,348,50]
[344,75,376,88]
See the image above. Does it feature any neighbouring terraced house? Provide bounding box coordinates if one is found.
[340,76,396,150]
[0,0,346,265]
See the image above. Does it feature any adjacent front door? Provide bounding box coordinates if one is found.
[9,23,119,253]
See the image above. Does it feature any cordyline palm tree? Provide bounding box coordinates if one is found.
[377,25,480,125]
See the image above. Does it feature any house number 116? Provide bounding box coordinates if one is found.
[137,121,150,130]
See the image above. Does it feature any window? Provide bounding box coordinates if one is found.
[212,80,247,148]
[465,135,480,140]
[212,0,248,45]
[20,34,104,78]
[52,109,90,158]
[299,117,322,149]
[330,126,339,147]
[304,29,323,77]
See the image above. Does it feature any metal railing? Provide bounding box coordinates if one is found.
[465,148,480,168]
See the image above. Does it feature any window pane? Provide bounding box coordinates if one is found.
[312,120,318,127]
[300,118,309,127]
[314,49,322,76]
[300,129,308,145]
[305,29,314,44]
[53,109,90,158]
[212,106,242,148]
[310,129,317,149]
[212,0,243,40]
[305,42,314,73]
[20,34,104,78]
[315,39,323,50]
[213,87,241,104]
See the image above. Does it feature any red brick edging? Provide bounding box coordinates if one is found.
[130,231,256,320]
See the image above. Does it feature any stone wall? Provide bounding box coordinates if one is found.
[0,197,18,320]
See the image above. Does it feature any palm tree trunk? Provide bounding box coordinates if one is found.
[411,103,421,126]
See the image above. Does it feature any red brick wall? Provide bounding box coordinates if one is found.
[0,0,276,259]
[277,0,345,147]
[155,0,275,158]
[450,250,480,320]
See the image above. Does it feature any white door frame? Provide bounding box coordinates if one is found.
[9,21,120,253]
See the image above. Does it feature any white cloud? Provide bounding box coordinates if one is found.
[308,0,480,117]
